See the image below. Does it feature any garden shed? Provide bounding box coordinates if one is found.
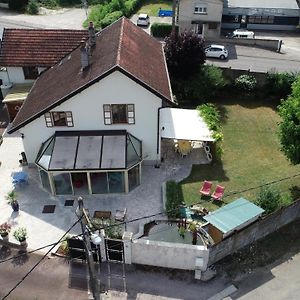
[203,198,264,243]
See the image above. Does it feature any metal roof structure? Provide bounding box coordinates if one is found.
[224,0,300,9]
[36,130,142,171]
[204,197,265,234]
[160,108,214,142]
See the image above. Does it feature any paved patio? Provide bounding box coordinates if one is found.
[0,132,209,253]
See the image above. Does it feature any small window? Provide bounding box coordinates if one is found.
[194,5,207,15]
[103,104,135,125]
[44,111,73,127]
[23,66,39,80]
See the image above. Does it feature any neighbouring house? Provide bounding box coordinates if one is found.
[0,28,88,121]
[7,17,175,196]
[203,197,265,243]
[178,0,223,38]
[222,0,300,31]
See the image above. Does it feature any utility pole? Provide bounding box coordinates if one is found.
[76,197,100,300]
[171,0,177,34]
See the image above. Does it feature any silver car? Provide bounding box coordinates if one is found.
[137,14,150,27]
[205,44,228,60]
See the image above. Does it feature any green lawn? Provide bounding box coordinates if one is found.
[137,0,172,16]
[179,98,300,211]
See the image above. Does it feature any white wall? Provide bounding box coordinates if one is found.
[132,239,209,271]
[178,0,223,38]
[19,70,162,163]
[7,67,46,84]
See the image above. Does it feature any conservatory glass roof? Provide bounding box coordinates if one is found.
[36,130,142,171]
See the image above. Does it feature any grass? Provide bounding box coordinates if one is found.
[178,97,300,211]
[137,0,172,16]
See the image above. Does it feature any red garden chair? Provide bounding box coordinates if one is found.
[211,185,225,201]
[199,180,213,196]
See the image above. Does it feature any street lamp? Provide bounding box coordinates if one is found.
[76,197,101,300]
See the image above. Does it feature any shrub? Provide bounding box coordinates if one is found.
[234,74,257,93]
[13,227,27,242]
[100,10,123,28]
[151,23,178,37]
[172,65,227,105]
[197,103,221,132]
[165,180,181,219]
[57,0,81,6]
[39,0,58,8]
[254,186,290,215]
[26,0,39,14]
[264,71,299,100]
[9,0,28,11]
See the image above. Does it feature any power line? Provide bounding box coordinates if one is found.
[1,217,82,300]
[1,171,299,266]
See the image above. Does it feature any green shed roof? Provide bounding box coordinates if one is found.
[203,198,264,234]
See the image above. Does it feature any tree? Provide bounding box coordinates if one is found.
[164,31,205,78]
[278,76,300,164]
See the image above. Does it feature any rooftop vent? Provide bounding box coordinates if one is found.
[88,21,96,49]
[80,41,89,71]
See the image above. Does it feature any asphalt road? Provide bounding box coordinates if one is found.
[0,249,230,300]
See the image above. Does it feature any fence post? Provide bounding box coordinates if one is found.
[123,231,133,264]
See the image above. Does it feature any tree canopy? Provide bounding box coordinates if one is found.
[278,76,300,165]
[164,31,205,78]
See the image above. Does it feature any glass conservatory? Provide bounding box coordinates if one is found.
[35,130,142,195]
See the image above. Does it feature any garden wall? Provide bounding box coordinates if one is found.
[221,68,267,85]
[131,239,209,271]
[208,198,300,266]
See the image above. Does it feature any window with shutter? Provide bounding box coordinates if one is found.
[127,104,135,124]
[103,104,112,125]
[44,112,53,127]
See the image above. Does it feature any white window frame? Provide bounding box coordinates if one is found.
[103,104,135,125]
[44,111,74,127]
[194,5,207,15]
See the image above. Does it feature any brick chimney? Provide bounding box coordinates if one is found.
[88,21,96,49]
[80,40,89,71]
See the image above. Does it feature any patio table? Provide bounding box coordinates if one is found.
[12,171,28,184]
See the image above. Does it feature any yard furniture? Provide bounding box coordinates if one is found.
[211,185,225,201]
[115,208,127,222]
[93,210,112,219]
[177,140,192,157]
[199,180,213,196]
[12,171,28,185]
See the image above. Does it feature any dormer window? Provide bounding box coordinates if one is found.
[103,104,135,125]
[23,66,39,80]
[194,5,207,15]
[44,111,74,127]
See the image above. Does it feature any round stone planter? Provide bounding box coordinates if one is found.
[1,233,9,242]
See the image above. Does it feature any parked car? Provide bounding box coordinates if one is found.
[205,44,228,60]
[137,14,150,27]
[228,29,255,39]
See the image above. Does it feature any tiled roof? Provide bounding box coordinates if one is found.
[0,28,88,67]
[9,18,173,133]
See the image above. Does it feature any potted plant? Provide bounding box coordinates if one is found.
[0,222,11,241]
[13,227,27,246]
[6,191,19,212]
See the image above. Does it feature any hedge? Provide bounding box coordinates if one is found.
[8,0,28,10]
[165,180,181,219]
[151,22,178,37]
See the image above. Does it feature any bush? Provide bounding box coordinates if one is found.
[13,227,27,242]
[254,186,291,215]
[151,23,178,37]
[39,0,58,8]
[100,10,123,28]
[26,0,39,14]
[172,65,227,105]
[57,0,81,6]
[165,180,181,219]
[9,0,28,11]
[234,74,257,93]
[264,71,299,100]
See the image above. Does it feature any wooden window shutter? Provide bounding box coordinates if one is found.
[103,104,112,125]
[66,112,74,127]
[44,112,53,127]
[127,104,135,124]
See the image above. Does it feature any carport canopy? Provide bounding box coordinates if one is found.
[160,108,214,141]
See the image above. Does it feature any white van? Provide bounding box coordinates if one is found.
[230,29,255,39]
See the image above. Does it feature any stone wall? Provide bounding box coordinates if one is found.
[208,199,300,266]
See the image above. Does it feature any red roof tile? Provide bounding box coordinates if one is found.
[9,18,173,133]
[0,28,88,67]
